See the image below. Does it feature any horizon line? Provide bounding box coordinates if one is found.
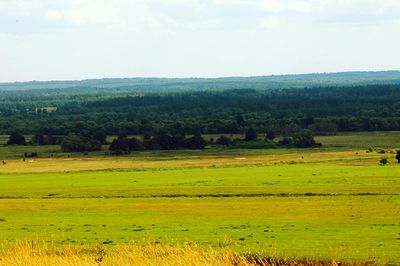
[1,69,400,84]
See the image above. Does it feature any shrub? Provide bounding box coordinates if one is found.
[292,130,319,148]
[379,157,388,166]
[7,133,26,145]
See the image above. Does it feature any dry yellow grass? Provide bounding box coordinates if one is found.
[0,242,353,266]
[0,150,382,174]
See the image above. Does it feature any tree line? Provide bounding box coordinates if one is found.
[6,127,321,153]
[1,84,400,137]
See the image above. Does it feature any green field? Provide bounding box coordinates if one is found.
[0,132,399,264]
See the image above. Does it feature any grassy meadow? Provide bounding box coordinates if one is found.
[0,132,399,265]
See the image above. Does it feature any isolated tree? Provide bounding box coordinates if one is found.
[7,133,26,145]
[396,151,400,164]
[245,127,257,141]
[292,130,318,148]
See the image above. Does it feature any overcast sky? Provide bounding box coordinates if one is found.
[1,0,400,82]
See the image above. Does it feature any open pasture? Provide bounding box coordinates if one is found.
[0,196,399,263]
[315,131,400,149]
[0,163,399,198]
[0,132,399,264]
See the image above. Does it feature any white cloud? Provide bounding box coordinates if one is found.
[260,16,280,29]
[0,0,45,15]
[45,2,121,28]
[260,0,313,14]
[2,0,399,34]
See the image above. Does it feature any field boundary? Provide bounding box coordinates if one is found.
[0,192,398,200]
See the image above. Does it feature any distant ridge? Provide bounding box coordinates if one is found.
[1,70,400,93]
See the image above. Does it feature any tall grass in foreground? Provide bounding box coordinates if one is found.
[0,241,372,266]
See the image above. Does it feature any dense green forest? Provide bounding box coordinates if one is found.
[1,83,400,137]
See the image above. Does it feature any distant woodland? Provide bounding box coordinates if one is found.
[1,84,400,134]
[1,72,400,151]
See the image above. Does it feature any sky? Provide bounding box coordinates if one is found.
[0,0,400,82]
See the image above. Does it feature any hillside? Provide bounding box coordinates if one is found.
[1,71,400,94]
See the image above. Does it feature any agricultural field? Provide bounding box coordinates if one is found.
[0,132,399,264]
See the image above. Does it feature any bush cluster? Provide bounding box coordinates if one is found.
[109,134,207,154]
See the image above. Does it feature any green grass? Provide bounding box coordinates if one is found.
[0,164,399,198]
[0,132,399,263]
[315,131,400,149]
[0,196,398,263]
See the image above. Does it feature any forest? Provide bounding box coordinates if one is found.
[0,83,400,137]
[1,72,400,152]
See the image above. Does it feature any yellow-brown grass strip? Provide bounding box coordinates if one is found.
[0,241,373,266]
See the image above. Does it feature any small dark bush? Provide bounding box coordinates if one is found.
[379,157,388,166]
